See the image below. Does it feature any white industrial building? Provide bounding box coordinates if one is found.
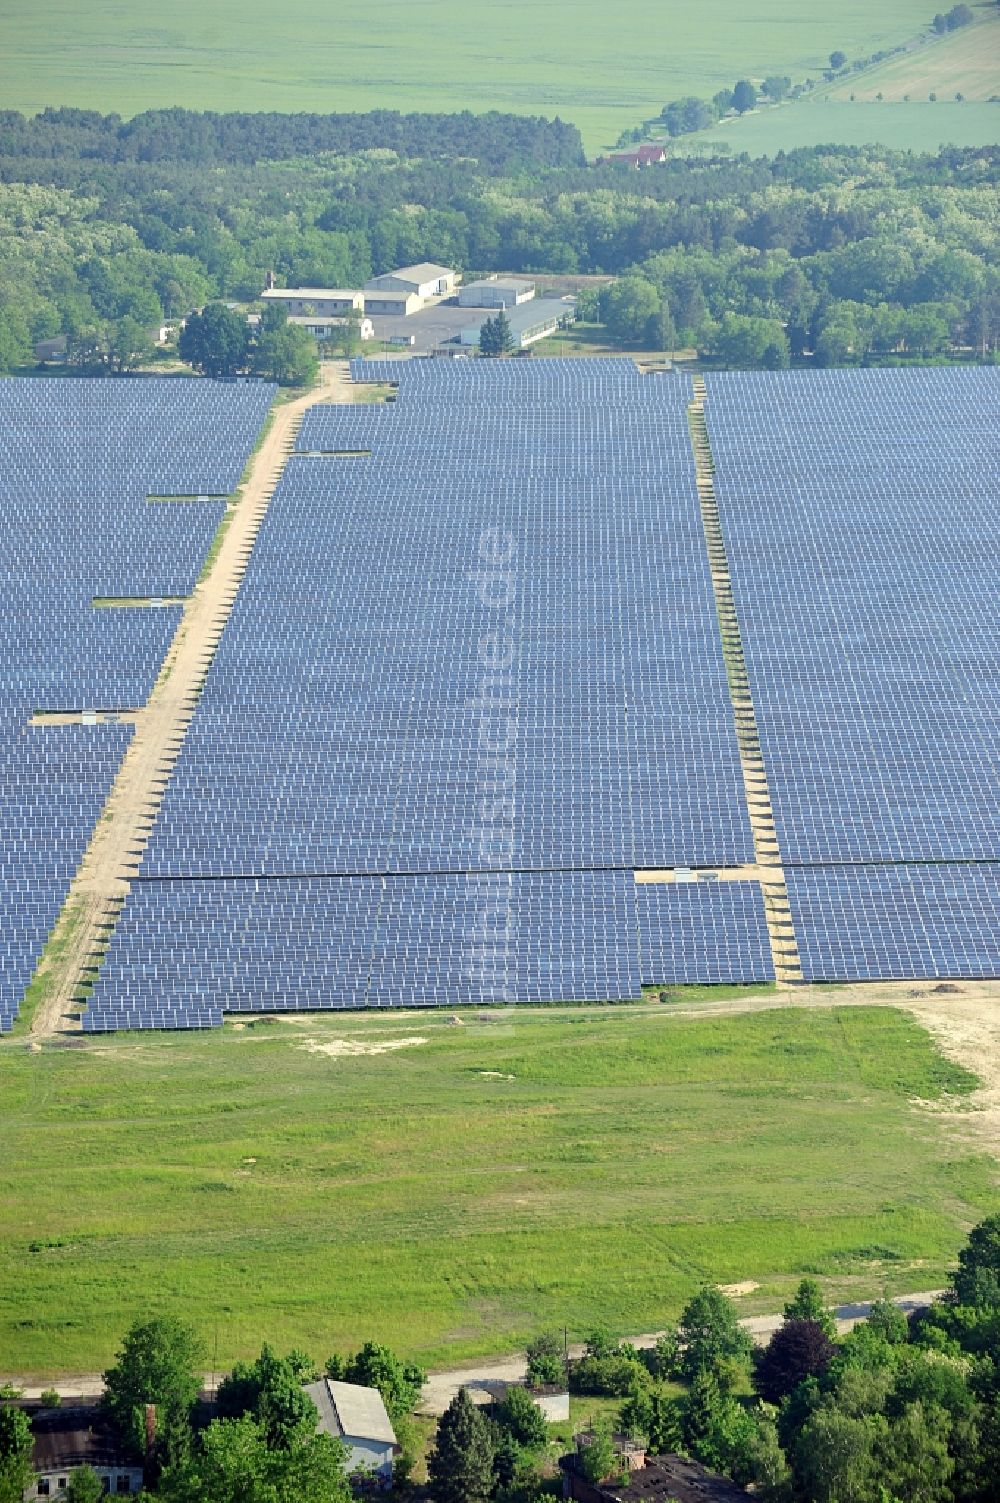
[365,262,457,299]
[261,288,364,316]
[305,1379,397,1488]
[458,278,535,308]
[292,314,374,342]
[248,312,374,342]
[363,289,423,317]
[459,297,576,350]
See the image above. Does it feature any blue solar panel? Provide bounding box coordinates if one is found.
[706,369,1000,867]
[141,363,752,886]
[0,377,276,1030]
[636,880,775,985]
[82,870,642,1022]
[62,363,1000,1030]
[787,864,1000,981]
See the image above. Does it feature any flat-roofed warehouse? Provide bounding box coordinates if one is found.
[261,288,364,316]
[459,297,576,348]
[363,289,423,317]
[458,277,536,308]
[365,262,457,299]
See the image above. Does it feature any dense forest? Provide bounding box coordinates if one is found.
[0,107,997,370]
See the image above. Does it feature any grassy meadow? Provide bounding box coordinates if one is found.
[827,12,1000,101]
[688,99,1000,156]
[0,1002,994,1377]
[0,0,941,153]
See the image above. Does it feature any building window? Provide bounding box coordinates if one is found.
[58,1480,67,1491]
[101,1479,111,1494]
[37,1483,50,1498]
[116,1478,131,1494]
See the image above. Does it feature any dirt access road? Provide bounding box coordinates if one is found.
[24,362,353,1042]
[0,1292,942,1408]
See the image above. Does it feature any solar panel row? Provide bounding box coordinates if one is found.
[140,361,752,885]
[0,378,276,1030]
[705,369,1000,868]
[17,361,1000,1031]
[82,870,774,1027]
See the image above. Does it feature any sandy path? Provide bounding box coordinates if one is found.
[413,1291,944,1414]
[0,1292,943,1408]
[24,362,353,1041]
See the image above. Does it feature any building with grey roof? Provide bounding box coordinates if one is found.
[458,278,536,308]
[304,1379,397,1489]
[458,297,576,349]
[365,263,458,299]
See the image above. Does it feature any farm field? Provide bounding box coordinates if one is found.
[827,12,1000,101]
[686,99,1000,156]
[0,1000,993,1377]
[0,0,939,153]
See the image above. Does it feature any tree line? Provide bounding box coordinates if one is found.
[427,1213,1000,1503]
[0,106,996,374]
[0,107,584,172]
[3,1215,1000,1502]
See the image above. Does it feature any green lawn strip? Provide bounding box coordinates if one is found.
[0,1005,992,1374]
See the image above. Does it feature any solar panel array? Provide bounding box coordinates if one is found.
[0,378,275,1030]
[45,360,1000,1029]
[706,369,1000,980]
[85,359,767,1027]
[637,881,774,986]
[787,865,1000,981]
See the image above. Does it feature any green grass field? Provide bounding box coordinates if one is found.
[0,0,948,153]
[686,99,1000,156]
[0,1003,994,1377]
[827,12,1000,101]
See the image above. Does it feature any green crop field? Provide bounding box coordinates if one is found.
[0,1002,994,1377]
[686,99,1000,156]
[0,0,950,153]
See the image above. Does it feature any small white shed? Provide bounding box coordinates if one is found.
[305,1379,397,1488]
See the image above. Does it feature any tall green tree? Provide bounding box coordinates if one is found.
[576,1421,617,1485]
[217,1345,317,1450]
[178,302,249,377]
[479,311,515,357]
[732,80,758,113]
[620,1382,684,1452]
[794,1407,883,1503]
[65,1466,105,1503]
[107,316,156,373]
[102,1316,204,1458]
[951,1213,1000,1307]
[495,1385,547,1451]
[877,1401,954,1503]
[0,1406,33,1503]
[524,1333,565,1388]
[783,1279,836,1338]
[676,1286,753,1388]
[602,277,661,345]
[708,312,789,370]
[251,322,318,385]
[427,1388,496,1503]
[165,1415,350,1503]
[326,1342,426,1423]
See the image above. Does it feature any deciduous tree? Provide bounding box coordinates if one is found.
[754,1319,837,1406]
[0,1406,33,1503]
[102,1316,204,1458]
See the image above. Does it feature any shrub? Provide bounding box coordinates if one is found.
[495,1385,548,1450]
[570,1353,647,1397]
